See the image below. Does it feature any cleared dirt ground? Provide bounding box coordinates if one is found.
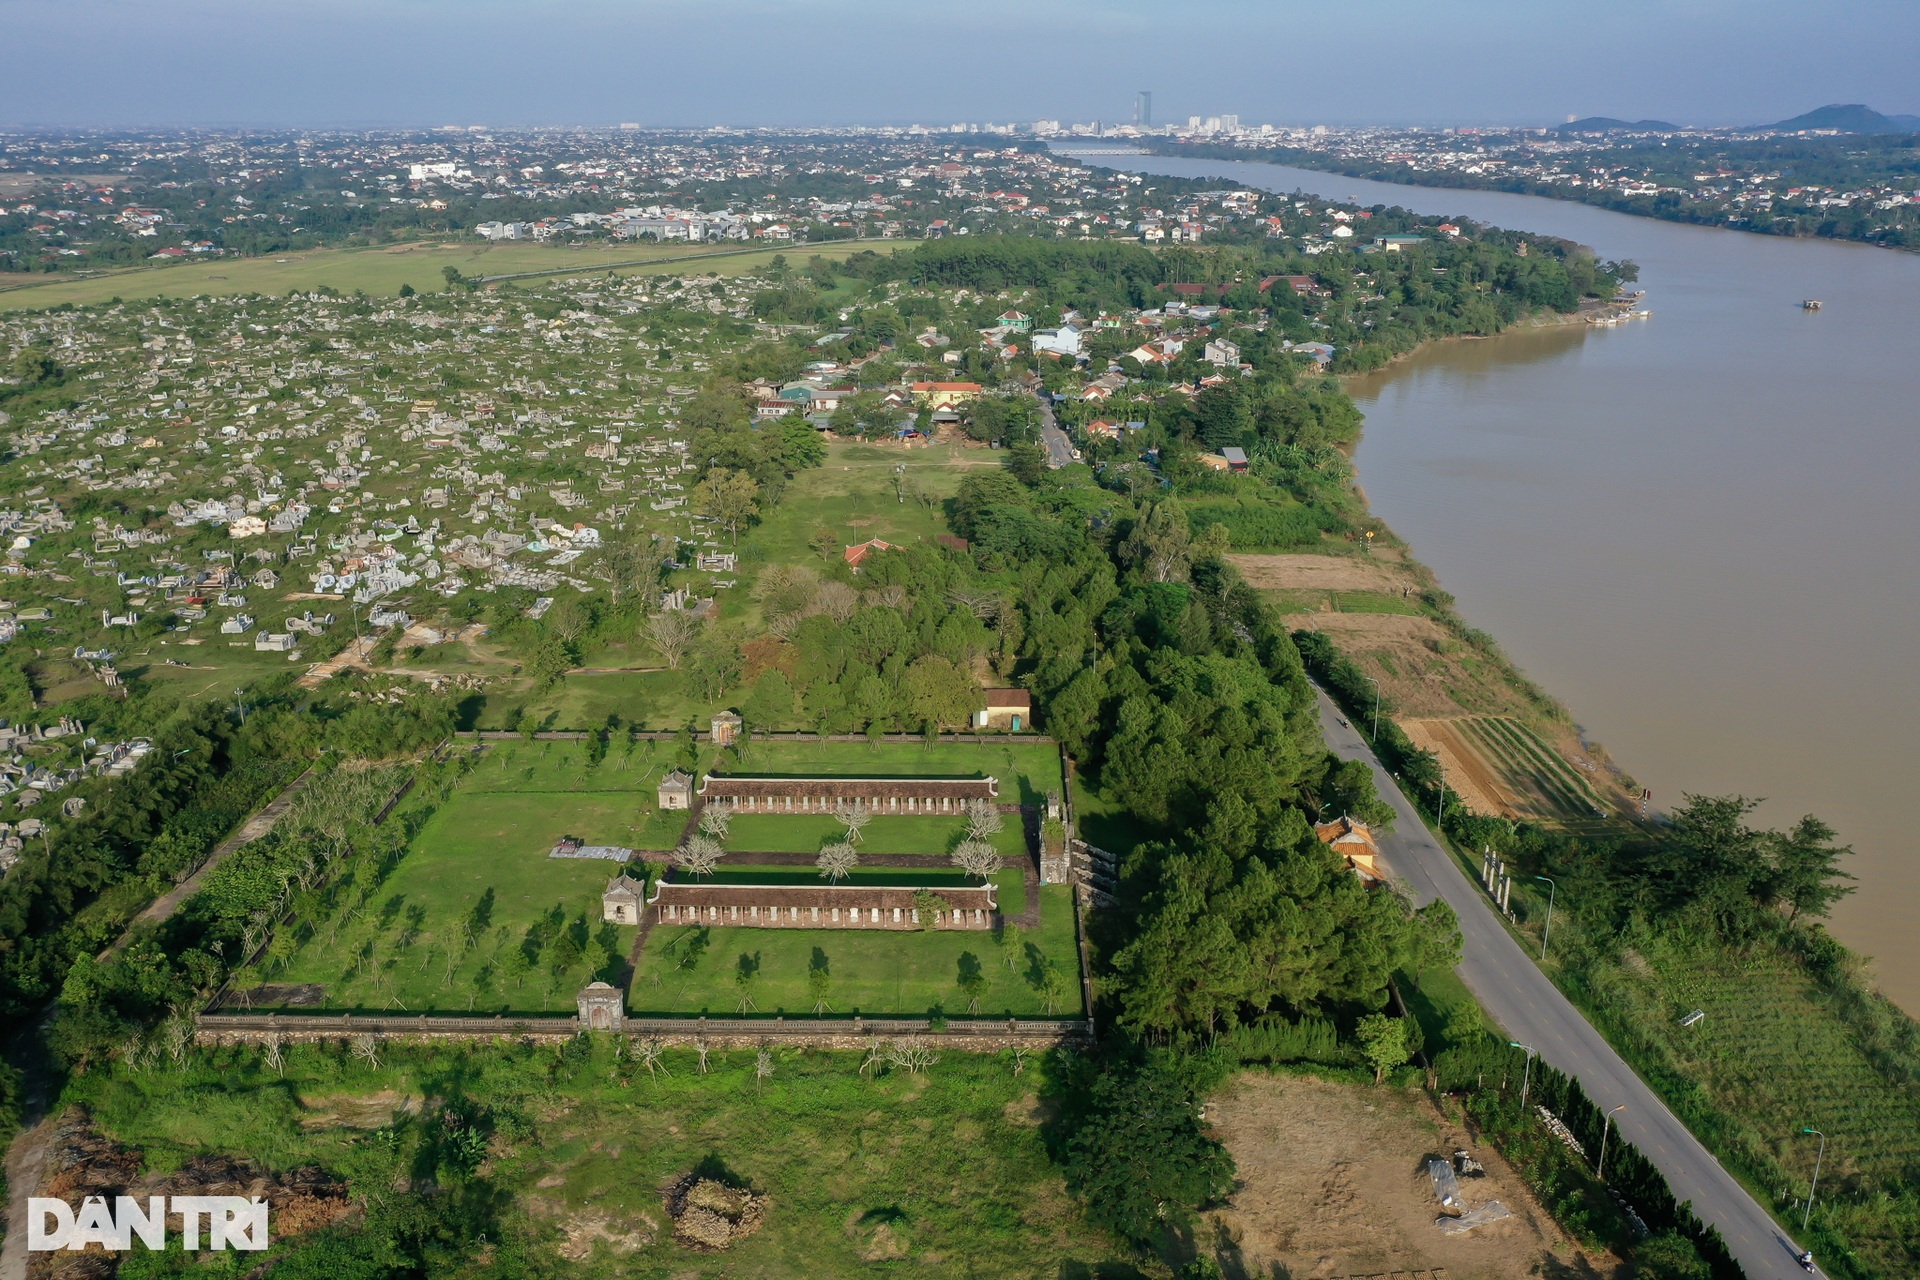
[1202,1073,1617,1280]
[1292,614,1527,720]
[1228,553,1412,594]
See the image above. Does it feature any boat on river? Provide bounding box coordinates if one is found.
[1803,299,1823,311]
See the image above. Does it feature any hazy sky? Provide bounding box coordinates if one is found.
[4,0,1916,129]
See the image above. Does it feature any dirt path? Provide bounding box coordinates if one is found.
[0,1026,55,1280]
[102,765,316,959]
[297,635,376,688]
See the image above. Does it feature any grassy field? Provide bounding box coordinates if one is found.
[251,790,639,1014]
[1260,587,1426,617]
[633,881,1078,1018]
[477,736,1060,803]
[0,238,916,312]
[720,812,1027,858]
[61,1037,1123,1277]
[740,441,1001,571]
[243,737,1059,1015]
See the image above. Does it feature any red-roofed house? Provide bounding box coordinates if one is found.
[1316,816,1385,885]
[843,538,897,572]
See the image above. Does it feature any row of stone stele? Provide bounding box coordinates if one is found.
[622,772,1011,929]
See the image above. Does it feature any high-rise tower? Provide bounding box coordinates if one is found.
[1134,91,1152,128]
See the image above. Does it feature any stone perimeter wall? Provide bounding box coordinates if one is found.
[196,1015,1089,1052]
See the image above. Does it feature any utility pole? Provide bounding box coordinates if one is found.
[1536,875,1557,960]
[1509,1042,1537,1110]
[1801,1127,1826,1231]
[1597,1104,1627,1178]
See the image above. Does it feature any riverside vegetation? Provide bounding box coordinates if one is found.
[0,200,1874,1276]
[1307,634,1918,1280]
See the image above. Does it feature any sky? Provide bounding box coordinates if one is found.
[4,0,1918,130]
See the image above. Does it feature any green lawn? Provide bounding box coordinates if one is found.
[719,813,1027,858]
[633,882,1075,1018]
[1070,772,1155,859]
[475,736,1059,807]
[242,737,1058,1014]
[703,865,978,889]
[741,441,999,569]
[737,739,1062,805]
[247,792,639,1014]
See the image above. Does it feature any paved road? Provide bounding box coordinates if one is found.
[1314,689,1811,1280]
[1035,396,1076,469]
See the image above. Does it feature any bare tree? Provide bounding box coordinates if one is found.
[964,799,1004,842]
[886,1037,940,1075]
[693,1036,712,1074]
[815,580,859,624]
[864,583,910,612]
[351,1033,382,1070]
[675,834,726,879]
[1009,1044,1031,1077]
[264,1033,286,1077]
[634,1038,669,1079]
[815,841,859,883]
[697,805,731,841]
[859,1038,885,1076]
[950,840,1001,882]
[834,800,871,845]
[643,609,703,669]
[161,1009,195,1068]
[755,1044,774,1092]
[752,563,820,638]
[946,588,1000,622]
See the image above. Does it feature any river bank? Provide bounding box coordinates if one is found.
[1074,147,1920,1276]
[1059,146,1920,1019]
[1139,141,1920,256]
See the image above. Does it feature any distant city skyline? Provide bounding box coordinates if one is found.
[2,0,1916,129]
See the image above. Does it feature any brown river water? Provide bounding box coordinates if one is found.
[1072,150,1920,1015]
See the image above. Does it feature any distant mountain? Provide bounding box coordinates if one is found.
[1754,104,1920,134]
[1552,117,1678,133]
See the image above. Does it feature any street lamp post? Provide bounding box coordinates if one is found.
[1361,674,1380,740]
[1509,1042,1537,1110]
[1536,875,1557,960]
[1597,1104,1628,1179]
[1802,1127,1826,1232]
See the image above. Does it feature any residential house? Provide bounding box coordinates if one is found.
[1316,816,1385,885]
[973,689,1032,731]
[843,538,897,572]
[1032,325,1083,358]
[908,381,983,410]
